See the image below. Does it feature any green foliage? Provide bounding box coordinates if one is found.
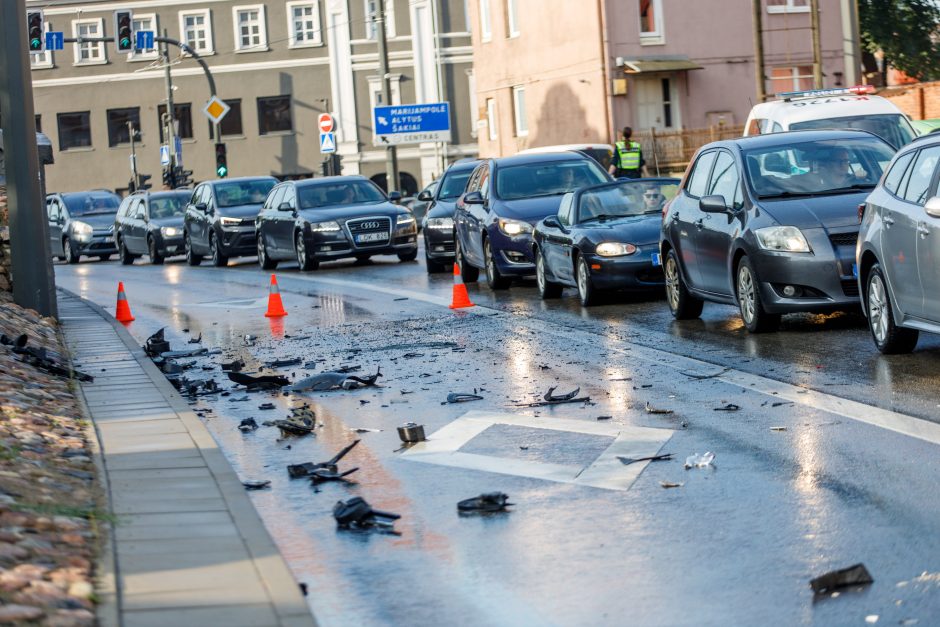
[859,0,940,80]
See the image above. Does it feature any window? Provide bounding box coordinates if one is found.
[368,75,402,111]
[707,152,741,208]
[480,0,492,42]
[639,0,663,44]
[558,193,574,226]
[512,86,527,137]
[209,100,244,138]
[902,147,940,205]
[661,78,673,127]
[506,0,519,37]
[464,0,472,32]
[106,108,141,147]
[883,151,915,198]
[31,21,53,68]
[233,5,267,51]
[287,1,322,47]
[157,104,194,142]
[770,66,813,93]
[57,112,92,151]
[72,19,106,65]
[179,10,213,54]
[686,151,717,198]
[767,0,809,13]
[365,0,396,39]
[486,98,497,140]
[258,96,292,134]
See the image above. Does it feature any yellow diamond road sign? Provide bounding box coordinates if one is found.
[202,96,230,124]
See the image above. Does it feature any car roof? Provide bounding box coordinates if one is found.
[60,190,119,199]
[491,152,594,166]
[716,129,889,150]
[208,176,278,186]
[519,144,614,153]
[748,95,903,127]
[445,159,483,173]
[295,175,371,187]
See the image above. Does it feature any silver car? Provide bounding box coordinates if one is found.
[857,134,940,353]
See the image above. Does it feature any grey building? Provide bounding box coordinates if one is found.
[27,0,477,195]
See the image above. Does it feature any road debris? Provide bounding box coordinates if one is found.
[617,453,673,466]
[227,371,290,389]
[242,480,271,490]
[274,408,317,436]
[596,415,612,421]
[809,563,873,594]
[680,367,730,380]
[457,492,513,513]
[770,426,788,432]
[333,497,400,531]
[445,392,484,404]
[713,403,740,412]
[287,440,361,479]
[309,467,359,484]
[267,357,302,368]
[351,427,382,433]
[397,422,426,443]
[660,481,684,489]
[286,367,382,392]
[144,327,170,356]
[515,386,591,407]
[6,336,95,382]
[220,359,245,372]
[684,452,715,469]
[238,418,259,432]
[645,402,674,415]
[258,403,276,410]
[188,333,202,344]
[244,334,257,346]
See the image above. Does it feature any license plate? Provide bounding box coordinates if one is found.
[355,232,386,243]
[651,253,661,267]
[852,263,858,278]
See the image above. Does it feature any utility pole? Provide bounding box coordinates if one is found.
[752,0,766,102]
[127,121,139,190]
[376,0,399,193]
[840,0,862,86]
[0,0,57,317]
[810,0,824,89]
[161,28,178,186]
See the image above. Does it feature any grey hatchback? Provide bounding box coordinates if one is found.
[857,134,940,353]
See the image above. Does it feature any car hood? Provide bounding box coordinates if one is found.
[577,214,662,244]
[151,216,184,229]
[297,202,403,222]
[73,213,117,229]
[217,203,265,218]
[758,192,869,230]
[499,196,565,223]
[426,199,458,220]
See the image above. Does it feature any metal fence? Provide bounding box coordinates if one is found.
[634,124,745,176]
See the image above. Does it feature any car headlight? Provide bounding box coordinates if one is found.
[161,226,180,237]
[72,221,93,237]
[219,216,242,227]
[396,214,416,226]
[498,218,533,237]
[595,242,638,257]
[426,217,454,230]
[755,226,811,253]
[310,220,341,233]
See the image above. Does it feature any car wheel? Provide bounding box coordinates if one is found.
[63,238,80,264]
[736,256,780,333]
[118,237,134,266]
[209,232,229,267]
[664,249,703,320]
[148,236,165,265]
[257,235,277,270]
[397,248,418,262]
[536,248,563,299]
[184,233,202,266]
[576,256,600,306]
[484,238,511,290]
[867,263,918,354]
[425,252,447,274]
[295,232,318,271]
[98,254,112,262]
[456,236,479,283]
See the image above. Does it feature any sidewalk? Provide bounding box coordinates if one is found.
[57,290,315,627]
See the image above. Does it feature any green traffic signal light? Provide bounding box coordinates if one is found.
[27,10,44,52]
[217,165,228,178]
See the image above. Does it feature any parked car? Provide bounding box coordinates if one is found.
[857,133,940,353]
[660,130,895,332]
[408,180,438,227]
[183,176,277,266]
[254,175,418,271]
[533,178,679,305]
[114,190,191,265]
[420,159,481,273]
[46,191,121,263]
[454,152,611,289]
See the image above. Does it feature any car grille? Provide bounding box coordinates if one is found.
[829,232,858,247]
[441,242,456,253]
[841,279,860,297]
[346,217,391,247]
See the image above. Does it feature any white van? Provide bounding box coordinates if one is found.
[744,85,916,148]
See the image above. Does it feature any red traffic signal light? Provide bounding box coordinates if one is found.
[27,10,44,52]
[115,10,133,53]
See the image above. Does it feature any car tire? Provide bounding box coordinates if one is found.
[295,232,318,271]
[664,249,703,320]
[736,256,780,333]
[257,235,278,270]
[98,254,112,262]
[456,235,479,283]
[866,263,918,354]
[484,238,511,290]
[63,238,80,265]
[576,255,600,307]
[397,249,419,262]
[184,233,202,266]
[209,232,229,267]
[425,253,447,274]
[148,236,165,265]
[535,247,563,299]
[118,237,134,266]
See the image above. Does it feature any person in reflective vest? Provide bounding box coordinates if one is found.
[610,127,645,179]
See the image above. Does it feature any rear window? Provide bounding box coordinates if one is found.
[495,160,608,200]
[62,193,120,216]
[789,114,916,149]
[215,180,276,208]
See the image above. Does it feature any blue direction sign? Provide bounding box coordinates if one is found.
[174,136,183,165]
[372,102,451,146]
[136,30,155,51]
[319,132,336,154]
[45,32,64,51]
[159,145,170,166]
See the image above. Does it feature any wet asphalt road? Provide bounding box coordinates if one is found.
[55,246,940,626]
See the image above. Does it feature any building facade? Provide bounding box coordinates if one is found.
[27,0,477,195]
[470,0,862,158]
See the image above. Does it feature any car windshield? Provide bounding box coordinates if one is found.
[577,180,680,223]
[215,180,276,208]
[149,193,189,218]
[789,114,916,149]
[496,160,609,200]
[439,170,473,200]
[743,137,895,199]
[62,193,120,216]
[298,180,386,209]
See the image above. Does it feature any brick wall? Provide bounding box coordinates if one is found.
[880,81,940,120]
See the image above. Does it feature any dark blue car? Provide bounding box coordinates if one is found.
[533,178,680,306]
[454,152,610,289]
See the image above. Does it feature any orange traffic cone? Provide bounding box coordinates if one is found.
[264,274,288,318]
[448,263,475,309]
[115,282,135,323]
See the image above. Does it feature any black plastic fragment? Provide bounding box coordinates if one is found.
[238,418,259,432]
[810,563,873,594]
[333,496,400,529]
[287,439,361,478]
[446,392,484,404]
[227,371,290,389]
[457,492,513,513]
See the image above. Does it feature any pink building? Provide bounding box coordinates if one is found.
[470,0,862,157]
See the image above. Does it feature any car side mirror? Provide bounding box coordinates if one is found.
[925,196,940,219]
[417,190,433,202]
[389,191,403,204]
[195,202,207,213]
[463,190,484,205]
[278,202,293,212]
[699,195,729,213]
[543,215,561,228]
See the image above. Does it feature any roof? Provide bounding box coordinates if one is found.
[296,175,370,187]
[748,95,904,126]
[621,58,703,74]
[209,175,278,185]
[446,159,483,173]
[519,144,614,154]
[724,129,891,150]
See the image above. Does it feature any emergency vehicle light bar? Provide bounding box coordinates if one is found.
[776,85,876,101]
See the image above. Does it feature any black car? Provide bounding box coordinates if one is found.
[420,159,481,273]
[183,176,278,266]
[46,191,121,263]
[454,153,611,289]
[114,190,191,265]
[533,178,679,305]
[255,175,418,271]
[660,130,895,333]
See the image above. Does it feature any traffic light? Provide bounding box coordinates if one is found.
[215,143,228,178]
[138,174,152,190]
[27,10,44,53]
[175,167,193,188]
[162,168,175,189]
[114,10,133,53]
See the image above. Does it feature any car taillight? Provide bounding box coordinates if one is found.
[858,203,865,224]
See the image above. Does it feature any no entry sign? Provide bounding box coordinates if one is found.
[318,113,334,134]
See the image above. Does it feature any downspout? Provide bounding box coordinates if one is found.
[597,0,614,142]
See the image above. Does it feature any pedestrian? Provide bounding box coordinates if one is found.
[609,127,646,179]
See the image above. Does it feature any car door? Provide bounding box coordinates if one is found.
[129,199,148,253]
[456,164,488,267]
[668,150,717,290]
[910,146,940,321]
[259,185,284,255]
[696,150,743,295]
[455,166,481,259]
[47,198,63,255]
[273,185,297,256]
[547,192,577,284]
[195,185,213,253]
